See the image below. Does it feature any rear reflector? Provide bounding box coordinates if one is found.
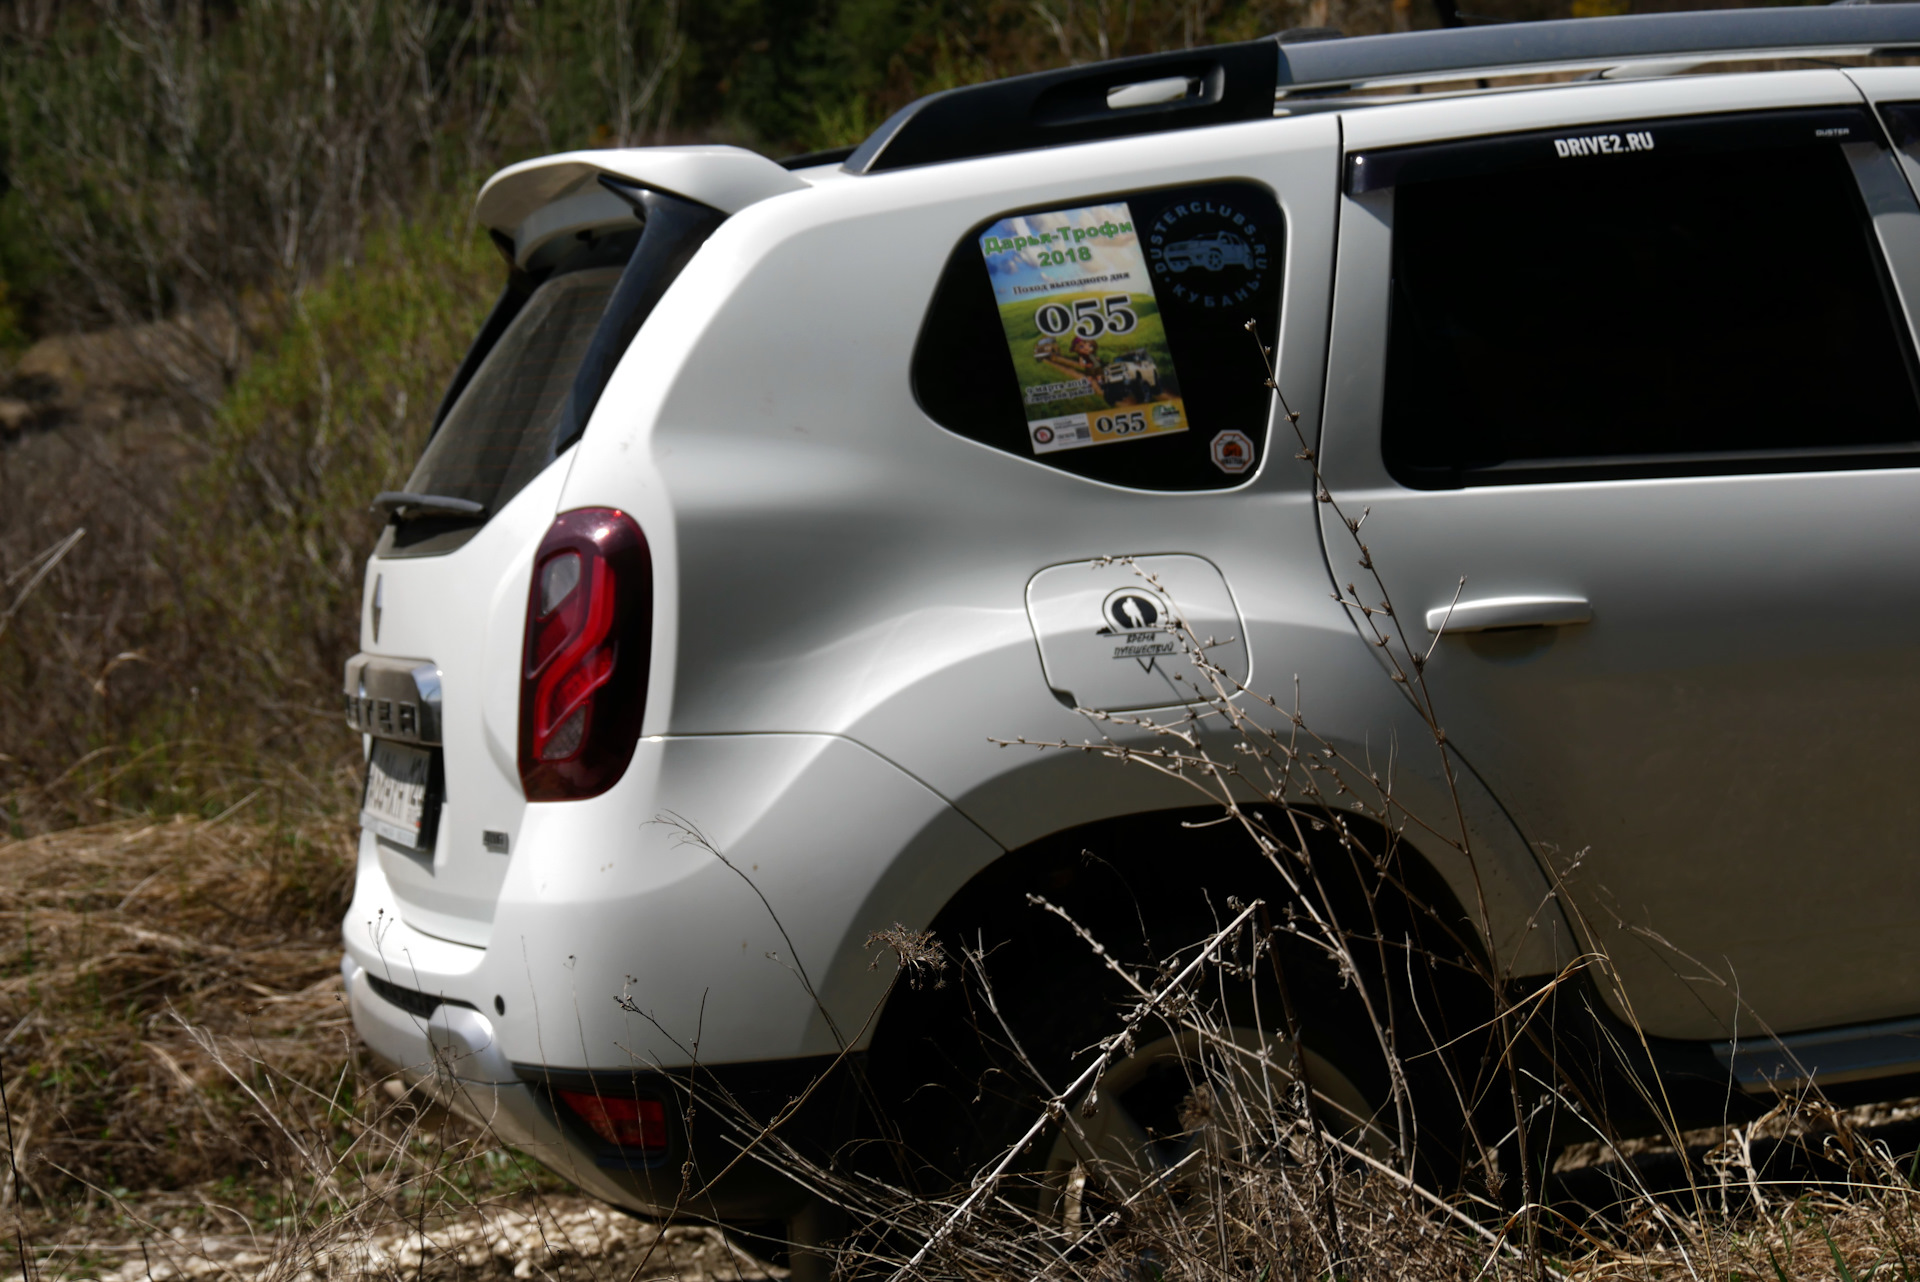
[518,508,651,801]
[554,1088,668,1153]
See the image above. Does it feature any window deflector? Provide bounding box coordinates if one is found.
[1841,137,1920,380]
[1347,105,1878,195]
[1848,76,1920,370]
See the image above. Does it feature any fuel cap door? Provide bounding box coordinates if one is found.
[1025,555,1248,712]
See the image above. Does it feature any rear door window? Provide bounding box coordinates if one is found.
[1366,107,1920,488]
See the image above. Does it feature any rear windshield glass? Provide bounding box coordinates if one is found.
[401,265,622,513]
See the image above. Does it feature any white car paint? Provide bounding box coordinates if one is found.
[340,56,1920,1198]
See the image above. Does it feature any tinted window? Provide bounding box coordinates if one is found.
[914,181,1284,490]
[404,266,621,510]
[379,226,645,559]
[1376,109,1920,488]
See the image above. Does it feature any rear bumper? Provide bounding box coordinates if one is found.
[341,951,658,1211]
[340,731,1001,1217]
[345,951,853,1219]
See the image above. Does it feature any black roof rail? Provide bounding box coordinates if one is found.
[844,38,1283,173]
[845,5,1920,174]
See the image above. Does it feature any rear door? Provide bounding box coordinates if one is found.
[1318,72,1920,1042]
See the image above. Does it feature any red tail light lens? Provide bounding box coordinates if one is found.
[554,1088,668,1153]
[518,508,651,801]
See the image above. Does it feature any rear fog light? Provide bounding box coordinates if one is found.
[554,1088,668,1154]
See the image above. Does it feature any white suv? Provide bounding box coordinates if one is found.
[341,3,1920,1244]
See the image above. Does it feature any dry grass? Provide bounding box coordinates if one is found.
[0,816,566,1279]
[45,1195,783,1282]
[0,813,356,1200]
[0,813,797,1282]
[769,911,1920,1282]
[10,812,1920,1281]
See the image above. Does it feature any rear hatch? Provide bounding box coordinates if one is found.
[344,148,803,944]
[350,238,629,943]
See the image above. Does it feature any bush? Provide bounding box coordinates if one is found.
[0,205,496,830]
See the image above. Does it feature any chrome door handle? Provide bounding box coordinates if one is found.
[1424,595,1591,635]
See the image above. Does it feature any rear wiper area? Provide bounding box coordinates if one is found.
[370,491,487,522]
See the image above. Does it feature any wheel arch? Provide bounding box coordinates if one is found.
[909,803,1490,974]
[853,801,1510,1187]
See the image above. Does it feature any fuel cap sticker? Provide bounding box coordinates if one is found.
[1098,587,1177,668]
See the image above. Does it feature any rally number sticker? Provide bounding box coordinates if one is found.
[978,203,1189,456]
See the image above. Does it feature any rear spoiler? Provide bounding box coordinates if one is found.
[476,146,804,267]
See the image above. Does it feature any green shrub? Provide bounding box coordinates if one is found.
[162,202,499,793]
[0,200,496,827]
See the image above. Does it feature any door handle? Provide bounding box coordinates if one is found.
[1424,595,1591,635]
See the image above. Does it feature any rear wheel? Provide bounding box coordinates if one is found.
[1037,1025,1388,1227]
[859,811,1487,1205]
[865,917,1396,1207]
[783,1199,845,1282]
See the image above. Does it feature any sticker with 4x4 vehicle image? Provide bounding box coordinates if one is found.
[978,203,1189,456]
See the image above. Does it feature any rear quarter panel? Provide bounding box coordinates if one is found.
[558,111,1568,990]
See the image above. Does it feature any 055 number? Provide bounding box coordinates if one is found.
[1034,294,1140,339]
[1096,410,1148,435]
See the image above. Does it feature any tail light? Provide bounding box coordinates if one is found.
[554,1088,668,1155]
[518,508,651,801]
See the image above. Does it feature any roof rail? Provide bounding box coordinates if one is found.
[844,39,1282,173]
[844,6,1920,173]
[1276,4,1920,91]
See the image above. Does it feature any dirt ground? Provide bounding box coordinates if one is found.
[42,1195,782,1282]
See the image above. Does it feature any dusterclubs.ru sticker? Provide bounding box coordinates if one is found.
[978,203,1190,456]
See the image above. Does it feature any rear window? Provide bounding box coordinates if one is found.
[402,266,621,510]
[1372,108,1920,488]
[913,180,1285,491]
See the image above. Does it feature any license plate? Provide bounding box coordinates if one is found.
[361,740,439,850]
